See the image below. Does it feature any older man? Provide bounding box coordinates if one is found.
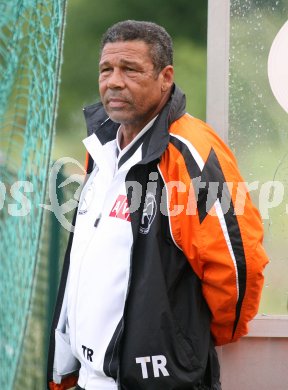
[47,20,268,390]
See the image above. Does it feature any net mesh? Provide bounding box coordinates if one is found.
[0,0,67,387]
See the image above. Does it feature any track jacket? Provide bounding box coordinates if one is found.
[47,85,268,390]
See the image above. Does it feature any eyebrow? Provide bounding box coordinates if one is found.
[99,59,142,68]
[119,59,141,67]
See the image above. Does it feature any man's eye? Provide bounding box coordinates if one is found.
[100,68,111,74]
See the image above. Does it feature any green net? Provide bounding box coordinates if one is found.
[0,1,67,388]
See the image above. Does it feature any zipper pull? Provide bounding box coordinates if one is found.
[94,213,102,228]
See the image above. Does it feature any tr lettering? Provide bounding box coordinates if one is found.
[135,355,170,379]
[82,345,94,362]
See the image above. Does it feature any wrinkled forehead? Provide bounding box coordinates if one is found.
[99,40,154,65]
[101,40,152,58]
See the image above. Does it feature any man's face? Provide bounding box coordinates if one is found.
[99,40,173,130]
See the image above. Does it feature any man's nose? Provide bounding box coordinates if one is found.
[106,69,125,89]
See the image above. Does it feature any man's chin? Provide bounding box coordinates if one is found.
[107,112,129,124]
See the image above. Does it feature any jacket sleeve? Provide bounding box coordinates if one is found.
[161,115,269,346]
[195,147,268,345]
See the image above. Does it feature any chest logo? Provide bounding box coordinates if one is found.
[109,195,131,222]
[139,192,157,235]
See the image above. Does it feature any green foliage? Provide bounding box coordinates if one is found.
[174,39,206,119]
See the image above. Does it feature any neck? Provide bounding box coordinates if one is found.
[118,89,172,149]
[118,122,145,149]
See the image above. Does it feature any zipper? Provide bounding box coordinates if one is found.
[115,244,135,389]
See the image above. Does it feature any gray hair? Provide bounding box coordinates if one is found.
[100,20,173,74]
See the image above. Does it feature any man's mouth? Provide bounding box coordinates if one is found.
[107,98,129,108]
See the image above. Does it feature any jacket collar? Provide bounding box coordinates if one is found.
[83,84,186,163]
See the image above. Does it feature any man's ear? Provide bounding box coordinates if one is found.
[161,65,174,92]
